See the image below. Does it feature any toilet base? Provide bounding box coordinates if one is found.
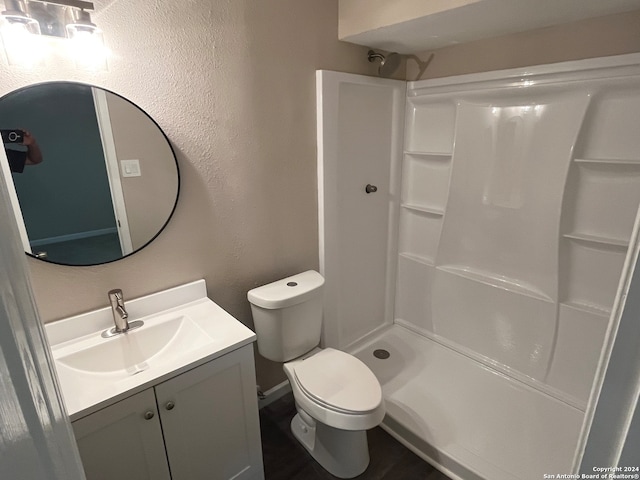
[291,412,370,478]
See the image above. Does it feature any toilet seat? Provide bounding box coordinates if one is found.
[283,349,385,431]
[293,348,382,414]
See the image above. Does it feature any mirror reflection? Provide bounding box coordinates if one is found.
[0,82,179,266]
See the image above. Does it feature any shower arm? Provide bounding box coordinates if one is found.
[367,51,385,63]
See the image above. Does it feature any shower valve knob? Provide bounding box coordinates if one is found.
[365,184,378,194]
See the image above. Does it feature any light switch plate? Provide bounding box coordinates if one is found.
[121,159,141,177]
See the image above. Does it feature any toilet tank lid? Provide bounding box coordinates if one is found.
[247,270,324,309]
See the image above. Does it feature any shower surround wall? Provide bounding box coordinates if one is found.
[317,54,640,479]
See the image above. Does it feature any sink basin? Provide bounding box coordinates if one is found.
[45,280,257,420]
[56,314,211,376]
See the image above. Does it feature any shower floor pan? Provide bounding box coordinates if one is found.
[352,325,584,480]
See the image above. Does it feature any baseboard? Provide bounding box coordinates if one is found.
[30,227,118,247]
[258,380,292,409]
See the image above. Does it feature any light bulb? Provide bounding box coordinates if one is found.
[66,23,106,71]
[0,14,43,67]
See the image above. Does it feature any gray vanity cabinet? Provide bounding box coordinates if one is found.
[72,345,264,480]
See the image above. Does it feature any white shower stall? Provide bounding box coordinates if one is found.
[316,54,640,479]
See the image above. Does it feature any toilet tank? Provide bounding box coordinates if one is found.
[247,270,324,362]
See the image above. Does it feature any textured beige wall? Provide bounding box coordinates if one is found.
[0,0,377,390]
[339,0,479,39]
[6,2,640,393]
[407,9,640,80]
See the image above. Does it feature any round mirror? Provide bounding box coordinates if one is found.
[0,82,179,266]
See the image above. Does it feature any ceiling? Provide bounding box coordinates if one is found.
[341,0,640,53]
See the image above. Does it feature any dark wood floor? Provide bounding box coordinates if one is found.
[259,393,452,480]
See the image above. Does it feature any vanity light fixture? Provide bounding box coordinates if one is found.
[0,0,106,70]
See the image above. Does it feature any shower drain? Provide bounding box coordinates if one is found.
[373,349,390,359]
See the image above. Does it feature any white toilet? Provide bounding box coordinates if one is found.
[247,270,385,478]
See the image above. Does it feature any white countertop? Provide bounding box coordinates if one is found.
[45,280,256,421]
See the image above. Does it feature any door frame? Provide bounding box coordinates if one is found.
[0,141,31,253]
[92,88,133,255]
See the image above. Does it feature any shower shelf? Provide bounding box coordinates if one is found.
[436,265,554,302]
[573,157,640,165]
[398,252,434,267]
[401,203,444,216]
[563,232,629,248]
[404,151,452,158]
[560,301,611,317]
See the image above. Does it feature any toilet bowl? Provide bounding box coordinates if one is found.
[247,271,385,478]
[284,348,384,478]
[286,348,384,430]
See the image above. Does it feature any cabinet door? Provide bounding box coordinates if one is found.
[72,388,171,480]
[155,345,264,480]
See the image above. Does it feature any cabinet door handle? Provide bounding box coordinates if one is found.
[365,184,378,194]
[144,411,155,420]
[165,401,175,410]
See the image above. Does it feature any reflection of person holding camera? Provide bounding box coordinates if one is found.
[3,129,43,173]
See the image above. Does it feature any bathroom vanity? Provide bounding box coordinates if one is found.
[45,280,264,480]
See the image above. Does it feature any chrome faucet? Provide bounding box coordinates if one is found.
[102,289,144,338]
[108,289,129,332]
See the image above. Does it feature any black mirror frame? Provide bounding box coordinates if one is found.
[0,81,181,267]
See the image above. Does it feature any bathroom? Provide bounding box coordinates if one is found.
[1,0,640,479]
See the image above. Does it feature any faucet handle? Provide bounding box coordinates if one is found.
[108,288,123,300]
[102,288,138,337]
